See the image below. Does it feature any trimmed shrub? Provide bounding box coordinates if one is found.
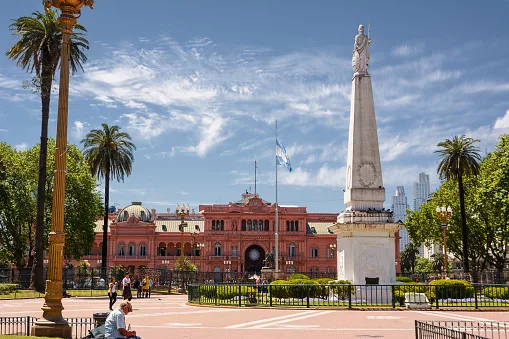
[396,276,413,283]
[288,273,310,281]
[0,283,17,294]
[269,280,289,299]
[395,282,436,303]
[328,280,353,300]
[393,290,405,306]
[287,279,318,298]
[483,286,509,300]
[429,279,474,299]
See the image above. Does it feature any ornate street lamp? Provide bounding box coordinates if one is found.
[329,243,337,258]
[176,203,190,262]
[32,1,93,338]
[190,230,200,266]
[436,206,453,276]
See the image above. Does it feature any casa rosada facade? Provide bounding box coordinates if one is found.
[78,192,401,275]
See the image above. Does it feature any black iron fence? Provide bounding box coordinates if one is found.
[415,321,509,339]
[398,270,509,285]
[0,316,94,338]
[188,283,509,309]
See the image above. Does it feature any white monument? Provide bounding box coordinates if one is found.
[329,24,401,285]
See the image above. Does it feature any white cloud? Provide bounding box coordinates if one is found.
[391,43,424,57]
[72,120,87,141]
[14,143,28,151]
[0,128,7,132]
[494,110,509,130]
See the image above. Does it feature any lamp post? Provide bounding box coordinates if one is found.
[436,206,452,276]
[329,243,337,258]
[197,243,205,280]
[176,203,190,263]
[190,230,200,266]
[32,1,93,338]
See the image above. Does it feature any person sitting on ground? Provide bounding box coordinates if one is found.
[104,301,141,339]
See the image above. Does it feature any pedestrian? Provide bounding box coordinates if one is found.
[122,272,132,301]
[104,301,141,339]
[142,275,150,298]
[133,277,142,298]
[108,277,118,311]
[149,277,153,298]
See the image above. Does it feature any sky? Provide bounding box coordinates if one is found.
[0,0,508,214]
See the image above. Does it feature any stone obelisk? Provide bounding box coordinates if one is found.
[329,24,400,285]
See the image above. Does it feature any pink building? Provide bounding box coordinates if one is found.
[81,193,341,275]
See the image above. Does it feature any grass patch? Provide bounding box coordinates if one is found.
[0,289,107,299]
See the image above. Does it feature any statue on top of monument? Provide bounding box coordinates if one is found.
[352,24,371,75]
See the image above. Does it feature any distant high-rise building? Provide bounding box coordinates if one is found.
[392,186,409,250]
[413,172,430,211]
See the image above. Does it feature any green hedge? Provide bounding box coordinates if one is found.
[199,285,256,300]
[269,280,290,299]
[394,283,436,303]
[483,286,509,300]
[0,284,18,294]
[396,276,413,283]
[288,273,310,280]
[429,279,474,299]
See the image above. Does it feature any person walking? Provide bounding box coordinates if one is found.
[148,277,153,298]
[122,272,132,301]
[108,277,118,310]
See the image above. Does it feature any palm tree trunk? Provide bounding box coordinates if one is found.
[101,165,110,276]
[458,175,470,272]
[30,62,53,293]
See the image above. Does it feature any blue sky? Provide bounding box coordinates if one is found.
[0,1,508,213]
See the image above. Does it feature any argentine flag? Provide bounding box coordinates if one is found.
[276,138,293,172]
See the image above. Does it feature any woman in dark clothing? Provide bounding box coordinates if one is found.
[108,277,118,310]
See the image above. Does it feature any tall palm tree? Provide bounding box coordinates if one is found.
[401,243,420,274]
[435,135,481,272]
[82,124,136,272]
[6,10,89,291]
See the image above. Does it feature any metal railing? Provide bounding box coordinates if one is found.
[188,283,509,309]
[0,316,94,338]
[415,321,509,339]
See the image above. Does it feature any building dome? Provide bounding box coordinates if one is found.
[117,201,151,222]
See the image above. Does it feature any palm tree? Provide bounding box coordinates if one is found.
[435,135,481,272]
[401,243,420,274]
[6,10,89,291]
[82,124,136,272]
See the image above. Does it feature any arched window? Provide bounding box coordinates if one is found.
[128,243,136,256]
[264,220,269,231]
[241,220,246,231]
[291,221,295,232]
[123,210,128,220]
[212,220,216,231]
[287,265,296,274]
[247,220,252,231]
[214,243,222,256]
[286,220,290,232]
[118,243,125,256]
[140,211,145,219]
[139,243,146,256]
[162,225,167,232]
[220,220,224,231]
[253,220,258,231]
[288,243,296,257]
[259,220,263,232]
[99,242,103,255]
[158,242,166,256]
[295,220,299,232]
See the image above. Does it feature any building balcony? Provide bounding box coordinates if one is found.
[113,255,149,261]
[208,255,227,260]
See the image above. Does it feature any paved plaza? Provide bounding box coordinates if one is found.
[1,295,508,338]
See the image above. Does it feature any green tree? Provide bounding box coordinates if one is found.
[435,135,481,272]
[400,243,420,274]
[6,10,89,291]
[82,124,136,271]
[0,141,102,267]
[414,256,433,273]
[473,134,509,277]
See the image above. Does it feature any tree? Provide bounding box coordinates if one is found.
[82,124,136,271]
[400,243,420,274]
[0,141,102,267]
[435,135,481,272]
[473,134,509,277]
[6,10,89,291]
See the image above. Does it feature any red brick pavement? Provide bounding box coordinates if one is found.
[1,295,508,338]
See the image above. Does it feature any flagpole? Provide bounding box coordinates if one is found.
[275,120,279,273]
[254,160,257,195]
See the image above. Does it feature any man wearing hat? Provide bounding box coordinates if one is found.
[104,301,141,338]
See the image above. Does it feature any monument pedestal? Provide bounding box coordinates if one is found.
[330,216,400,285]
